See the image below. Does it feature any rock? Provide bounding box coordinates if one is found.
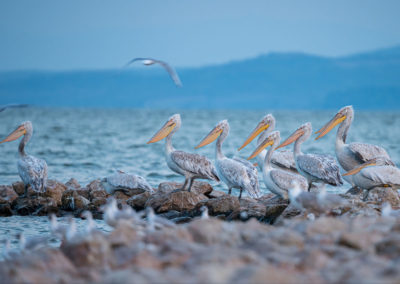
[171,216,193,224]
[65,178,91,200]
[306,217,348,237]
[61,190,90,211]
[0,185,18,204]
[44,180,67,206]
[195,195,240,216]
[12,196,59,216]
[239,198,267,220]
[274,204,302,224]
[258,195,289,223]
[0,203,13,216]
[206,190,227,199]
[346,186,364,195]
[338,231,383,252]
[65,178,81,190]
[367,187,400,207]
[87,179,109,200]
[146,191,208,213]
[90,197,107,211]
[12,181,35,196]
[113,191,132,203]
[126,191,151,210]
[108,224,140,247]
[61,233,112,271]
[187,218,241,245]
[158,210,182,220]
[0,249,79,284]
[375,235,400,259]
[158,181,213,195]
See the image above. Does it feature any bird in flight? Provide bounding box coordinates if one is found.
[0,104,29,113]
[124,57,183,87]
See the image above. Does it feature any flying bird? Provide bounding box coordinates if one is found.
[0,104,28,113]
[125,57,182,87]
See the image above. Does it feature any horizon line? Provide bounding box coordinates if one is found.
[0,44,399,73]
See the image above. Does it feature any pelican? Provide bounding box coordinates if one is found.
[276,122,343,190]
[343,157,400,200]
[0,121,48,196]
[315,105,395,186]
[288,182,347,214]
[195,120,261,199]
[101,170,154,194]
[124,57,182,87]
[238,114,297,173]
[246,131,308,199]
[147,114,219,192]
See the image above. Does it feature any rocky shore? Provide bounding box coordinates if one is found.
[0,179,400,283]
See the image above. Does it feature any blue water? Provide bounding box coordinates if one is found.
[0,107,399,254]
[0,107,399,192]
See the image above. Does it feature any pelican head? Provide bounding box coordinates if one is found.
[238,114,275,151]
[315,105,353,140]
[147,114,181,144]
[276,122,311,150]
[0,121,32,144]
[247,131,280,160]
[195,120,229,149]
[343,156,392,176]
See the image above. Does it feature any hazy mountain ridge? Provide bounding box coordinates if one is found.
[1,46,400,109]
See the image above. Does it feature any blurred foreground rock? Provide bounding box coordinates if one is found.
[1,213,400,283]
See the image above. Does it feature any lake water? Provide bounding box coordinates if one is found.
[0,107,399,253]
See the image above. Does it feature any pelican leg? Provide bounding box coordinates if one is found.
[228,188,232,195]
[20,185,28,198]
[174,177,189,192]
[187,177,194,192]
[308,182,313,192]
[238,189,243,200]
[188,177,194,192]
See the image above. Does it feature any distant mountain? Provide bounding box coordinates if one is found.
[1,46,400,109]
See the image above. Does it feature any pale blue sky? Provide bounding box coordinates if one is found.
[0,0,399,70]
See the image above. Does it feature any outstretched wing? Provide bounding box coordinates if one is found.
[348,142,395,166]
[0,104,29,112]
[171,151,219,181]
[154,60,183,87]
[124,57,154,68]
[297,154,343,186]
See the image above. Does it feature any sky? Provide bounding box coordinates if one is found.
[0,0,400,71]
